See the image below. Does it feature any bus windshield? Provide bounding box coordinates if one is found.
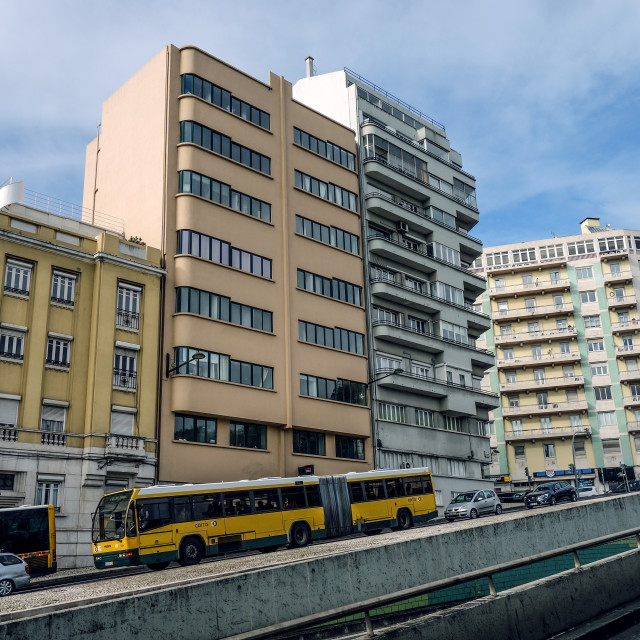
[0,507,49,554]
[92,490,133,542]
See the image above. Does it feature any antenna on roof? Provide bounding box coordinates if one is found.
[551,232,557,238]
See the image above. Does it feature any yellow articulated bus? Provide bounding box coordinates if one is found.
[91,468,436,570]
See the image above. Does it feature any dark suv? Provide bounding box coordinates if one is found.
[524,481,578,508]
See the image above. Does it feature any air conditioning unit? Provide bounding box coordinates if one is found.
[396,221,409,235]
[403,461,412,469]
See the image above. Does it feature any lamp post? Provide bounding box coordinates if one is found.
[165,351,205,378]
[368,368,404,468]
[571,428,590,487]
[368,368,404,386]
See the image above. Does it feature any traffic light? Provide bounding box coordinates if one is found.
[569,463,576,475]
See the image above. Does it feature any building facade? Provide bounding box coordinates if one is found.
[0,182,163,567]
[294,65,499,505]
[83,46,372,484]
[473,219,640,492]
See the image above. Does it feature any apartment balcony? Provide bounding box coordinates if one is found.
[627,420,640,434]
[494,326,577,347]
[105,434,146,460]
[41,431,67,446]
[619,369,640,383]
[363,156,431,201]
[616,343,640,357]
[607,294,637,310]
[493,302,574,321]
[603,269,633,285]
[611,320,640,334]
[116,309,140,331]
[485,257,567,276]
[113,370,137,391]
[488,278,570,299]
[496,351,581,369]
[369,277,491,328]
[600,249,629,262]
[502,399,588,418]
[504,425,590,444]
[623,394,640,408]
[499,375,584,393]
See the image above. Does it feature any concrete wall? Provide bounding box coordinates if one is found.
[3,495,640,639]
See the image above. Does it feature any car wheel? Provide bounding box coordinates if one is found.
[0,579,14,597]
[178,537,204,566]
[469,509,478,519]
[549,497,557,506]
[289,522,311,548]
[570,493,578,502]
[526,504,534,509]
[148,561,170,571]
[495,504,503,515]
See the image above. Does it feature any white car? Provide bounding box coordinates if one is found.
[0,553,30,596]
[578,486,598,498]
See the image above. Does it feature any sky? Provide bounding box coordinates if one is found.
[2,0,640,247]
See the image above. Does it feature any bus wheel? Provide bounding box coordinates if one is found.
[395,509,413,531]
[0,579,14,597]
[148,562,170,571]
[179,537,204,566]
[289,522,311,548]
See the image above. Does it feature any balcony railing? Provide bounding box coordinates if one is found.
[489,279,569,296]
[603,269,632,282]
[611,320,640,333]
[45,358,70,369]
[3,286,29,297]
[496,351,581,368]
[505,425,589,441]
[493,302,574,320]
[0,424,17,442]
[499,375,584,392]
[623,395,640,407]
[106,434,146,458]
[41,432,66,446]
[116,309,140,330]
[485,256,567,275]
[616,344,640,355]
[607,294,637,308]
[50,296,74,307]
[502,400,588,417]
[619,370,640,382]
[494,326,576,345]
[627,420,640,432]
[0,350,23,361]
[113,370,137,390]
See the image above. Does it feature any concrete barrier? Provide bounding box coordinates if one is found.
[2,495,640,639]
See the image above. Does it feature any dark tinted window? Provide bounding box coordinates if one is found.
[385,478,406,498]
[172,496,193,523]
[192,493,223,519]
[224,491,253,516]
[349,481,365,503]
[421,475,433,494]
[281,486,306,510]
[364,480,386,501]
[403,477,423,496]
[137,498,171,532]
[305,485,322,507]
[253,489,280,512]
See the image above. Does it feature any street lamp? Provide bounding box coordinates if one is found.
[165,351,205,378]
[368,368,404,385]
[368,368,404,467]
[571,428,591,487]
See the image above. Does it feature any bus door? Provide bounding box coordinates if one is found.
[220,490,253,552]
[136,497,174,558]
[319,476,352,538]
[190,493,226,550]
[250,487,282,538]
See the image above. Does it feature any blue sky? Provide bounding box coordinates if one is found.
[2,0,640,246]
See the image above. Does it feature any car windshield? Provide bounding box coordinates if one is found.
[532,485,551,493]
[452,493,475,503]
[0,554,22,566]
[92,490,133,542]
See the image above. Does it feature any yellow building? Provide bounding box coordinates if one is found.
[0,182,163,567]
[83,46,372,483]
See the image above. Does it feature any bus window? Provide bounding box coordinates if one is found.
[137,498,171,532]
[193,493,222,519]
[125,507,137,536]
[173,496,193,523]
[224,491,252,516]
[305,485,322,507]
[252,489,279,512]
[281,486,306,510]
[420,475,434,494]
[385,479,406,498]
[364,480,386,501]
[349,482,365,503]
[403,477,423,496]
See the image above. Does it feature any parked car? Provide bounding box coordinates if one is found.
[445,489,502,521]
[512,491,531,502]
[0,553,30,596]
[524,481,578,508]
[609,480,640,494]
[578,486,598,498]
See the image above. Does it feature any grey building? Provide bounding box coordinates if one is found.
[294,62,499,505]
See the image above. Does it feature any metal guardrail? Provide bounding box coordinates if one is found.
[223,523,640,640]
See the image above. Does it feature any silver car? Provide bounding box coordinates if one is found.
[445,489,502,521]
[0,553,30,596]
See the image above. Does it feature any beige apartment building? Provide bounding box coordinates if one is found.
[473,219,640,492]
[0,181,163,566]
[83,45,371,483]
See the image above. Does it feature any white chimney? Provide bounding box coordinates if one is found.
[305,56,315,78]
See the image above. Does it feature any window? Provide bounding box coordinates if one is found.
[335,435,365,460]
[602,439,621,454]
[46,337,70,368]
[426,242,461,267]
[522,274,533,285]
[514,444,525,457]
[543,444,556,458]
[502,347,514,360]
[297,269,362,305]
[415,409,434,427]
[0,327,25,360]
[560,341,571,353]
[371,265,395,282]
[0,474,14,490]
[298,320,365,355]
[376,354,402,371]
[405,277,423,293]
[36,482,60,508]
[589,363,607,376]
[486,251,509,267]
[540,417,552,433]
[294,127,355,170]
[173,346,273,389]
[500,325,512,336]
[440,321,468,345]
[179,171,271,222]
[549,271,561,284]
[411,362,432,378]
[430,206,456,229]
[576,266,593,279]
[300,374,367,406]
[174,413,217,444]
[599,236,624,253]
[378,403,405,423]
[116,283,141,330]
[553,294,565,309]
[531,344,543,360]
[444,415,463,431]
[512,247,536,264]
[506,371,517,383]
[584,315,601,328]
[598,411,616,426]
[528,321,539,335]
[181,74,270,130]
[293,429,326,456]
[294,170,358,212]
[51,271,76,305]
[113,347,137,390]
[362,134,428,183]
[176,287,273,333]
[181,121,271,175]
[539,244,564,260]
[494,277,506,289]
[626,358,638,371]
[610,262,622,274]
[497,300,509,315]
[177,229,272,279]
[431,282,465,306]
[408,317,427,334]
[588,340,605,352]
[508,394,520,408]
[110,410,135,436]
[295,215,360,255]
[0,397,18,427]
[525,298,536,311]
[230,422,267,449]
[41,404,65,432]
[567,240,595,256]
[4,259,32,296]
